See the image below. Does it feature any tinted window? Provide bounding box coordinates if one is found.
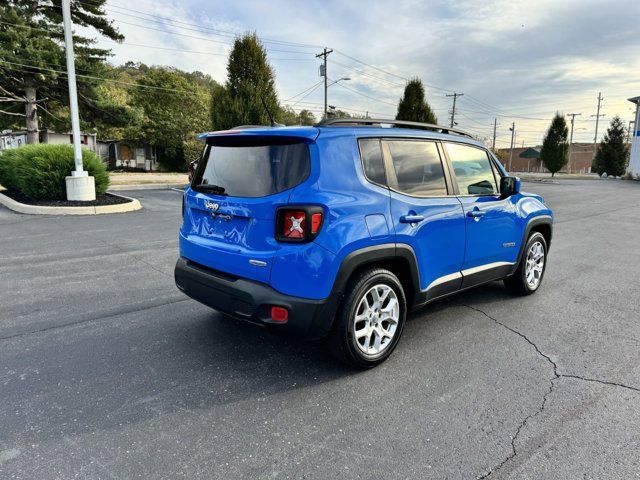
[359,139,386,186]
[385,140,447,196]
[445,143,498,195]
[196,142,310,197]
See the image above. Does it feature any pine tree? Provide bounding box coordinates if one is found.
[0,0,122,143]
[592,116,629,177]
[540,113,569,177]
[211,34,280,130]
[396,78,438,125]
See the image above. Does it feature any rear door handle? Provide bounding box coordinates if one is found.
[399,214,425,224]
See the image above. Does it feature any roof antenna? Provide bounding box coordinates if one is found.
[261,96,283,127]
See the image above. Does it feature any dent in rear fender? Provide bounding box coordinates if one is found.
[269,242,337,300]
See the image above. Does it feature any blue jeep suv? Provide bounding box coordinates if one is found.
[175,119,553,367]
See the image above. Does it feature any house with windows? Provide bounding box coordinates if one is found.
[96,140,159,171]
[0,129,98,153]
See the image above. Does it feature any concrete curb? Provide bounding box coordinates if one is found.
[0,191,142,216]
[108,183,186,191]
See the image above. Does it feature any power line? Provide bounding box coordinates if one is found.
[0,60,203,96]
[330,79,397,106]
[78,0,322,50]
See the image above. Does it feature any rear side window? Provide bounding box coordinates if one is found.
[194,140,310,198]
[445,143,498,195]
[359,139,386,186]
[385,140,447,197]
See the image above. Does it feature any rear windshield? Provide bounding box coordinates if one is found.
[194,140,310,198]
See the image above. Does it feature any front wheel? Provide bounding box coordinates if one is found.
[328,268,407,368]
[504,232,548,295]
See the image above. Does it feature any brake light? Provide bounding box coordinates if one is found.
[283,210,306,239]
[276,206,324,243]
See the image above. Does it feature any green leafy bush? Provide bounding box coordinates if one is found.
[182,138,205,169]
[0,144,109,200]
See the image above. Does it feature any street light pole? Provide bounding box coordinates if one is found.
[62,0,95,201]
[508,123,515,172]
[323,77,350,118]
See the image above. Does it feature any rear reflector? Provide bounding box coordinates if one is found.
[270,306,289,323]
[311,212,323,234]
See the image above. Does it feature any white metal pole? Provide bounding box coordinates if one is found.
[631,101,640,177]
[62,0,85,176]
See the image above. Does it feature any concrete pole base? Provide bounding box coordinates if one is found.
[66,175,96,201]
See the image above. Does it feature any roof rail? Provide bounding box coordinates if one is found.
[315,118,476,139]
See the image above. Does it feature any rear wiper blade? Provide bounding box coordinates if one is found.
[194,183,226,195]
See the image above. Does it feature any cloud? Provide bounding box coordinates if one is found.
[87,0,639,144]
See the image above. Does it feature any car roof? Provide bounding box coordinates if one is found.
[198,125,486,148]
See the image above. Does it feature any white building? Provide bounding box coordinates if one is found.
[0,129,97,153]
[629,97,640,178]
[0,130,28,151]
[39,129,97,153]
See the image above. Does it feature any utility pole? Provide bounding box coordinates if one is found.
[62,0,95,201]
[492,118,497,151]
[508,123,515,172]
[316,48,333,120]
[591,92,604,159]
[567,113,582,173]
[446,92,463,127]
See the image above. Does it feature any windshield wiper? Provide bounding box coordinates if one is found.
[195,183,227,195]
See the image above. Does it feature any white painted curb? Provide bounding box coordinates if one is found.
[108,183,186,191]
[0,191,142,216]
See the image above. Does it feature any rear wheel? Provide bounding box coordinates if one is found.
[328,268,407,368]
[504,232,547,295]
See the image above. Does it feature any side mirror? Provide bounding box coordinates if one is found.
[500,176,521,197]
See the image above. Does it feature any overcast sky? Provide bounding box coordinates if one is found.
[92,0,640,147]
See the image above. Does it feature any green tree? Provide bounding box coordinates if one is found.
[128,67,212,170]
[327,108,352,119]
[540,113,569,177]
[395,78,438,124]
[592,116,629,176]
[0,0,122,143]
[211,33,279,130]
[278,106,299,126]
[299,109,316,126]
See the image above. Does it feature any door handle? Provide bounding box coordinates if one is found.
[466,208,486,220]
[400,214,425,224]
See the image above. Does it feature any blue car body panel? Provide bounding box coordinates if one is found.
[178,124,553,327]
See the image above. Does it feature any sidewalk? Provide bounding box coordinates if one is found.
[108,172,188,190]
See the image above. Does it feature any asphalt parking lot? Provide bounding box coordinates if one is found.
[1,180,639,479]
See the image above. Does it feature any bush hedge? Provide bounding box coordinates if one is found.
[0,144,109,200]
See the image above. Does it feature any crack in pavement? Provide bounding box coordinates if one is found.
[460,303,640,479]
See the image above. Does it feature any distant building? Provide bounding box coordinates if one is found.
[498,143,597,174]
[0,130,27,151]
[0,129,97,153]
[96,140,159,171]
[39,129,98,152]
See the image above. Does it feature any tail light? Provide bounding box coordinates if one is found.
[276,206,324,243]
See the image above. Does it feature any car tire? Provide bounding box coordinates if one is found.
[504,232,548,296]
[328,268,407,368]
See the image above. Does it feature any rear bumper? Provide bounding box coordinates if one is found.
[174,257,338,338]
